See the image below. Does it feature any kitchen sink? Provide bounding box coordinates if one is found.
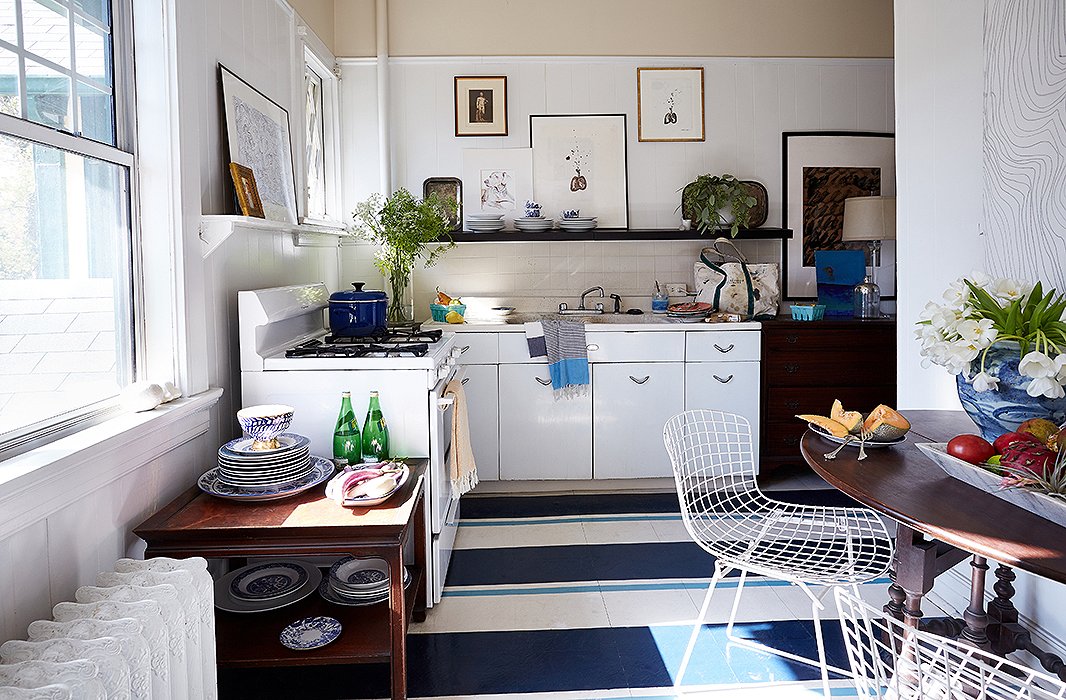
[500,311,660,325]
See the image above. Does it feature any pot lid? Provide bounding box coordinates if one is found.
[329,282,387,302]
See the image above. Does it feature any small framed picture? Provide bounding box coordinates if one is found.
[637,67,705,142]
[454,76,508,137]
[229,162,265,218]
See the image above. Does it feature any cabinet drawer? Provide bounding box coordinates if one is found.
[499,332,544,363]
[453,333,498,364]
[762,420,807,460]
[686,331,761,362]
[763,325,894,354]
[586,332,685,363]
[763,350,895,387]
[764,386,898,423]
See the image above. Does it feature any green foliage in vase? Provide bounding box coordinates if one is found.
[678,173,757,238]
[351,188,456,323]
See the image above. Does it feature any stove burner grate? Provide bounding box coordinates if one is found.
[324,326,443,346]
[284,340,431,358]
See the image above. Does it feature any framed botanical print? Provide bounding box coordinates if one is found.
[782,131,896,299]
[454,76,508,137]
[529,114,629,228]
[637,67,705,142]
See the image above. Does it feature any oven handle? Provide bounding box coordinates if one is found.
[434,363,467,402]
[438,396,455,410]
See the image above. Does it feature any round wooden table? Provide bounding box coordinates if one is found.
[801,410,1066,678]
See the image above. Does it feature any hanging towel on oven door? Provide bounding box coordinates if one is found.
[444,378,478,496]
[524,320,590,400]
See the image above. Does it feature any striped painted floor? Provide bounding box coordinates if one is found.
[219,483,901,699]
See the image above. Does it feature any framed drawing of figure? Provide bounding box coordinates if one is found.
[455,76,508,137]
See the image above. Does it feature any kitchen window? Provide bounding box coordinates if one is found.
[0,0,137,454]
[300,43,340,226]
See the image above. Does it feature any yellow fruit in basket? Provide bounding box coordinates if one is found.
[445,310,464,324]
[448,297,463,306]
[436,288,452,305]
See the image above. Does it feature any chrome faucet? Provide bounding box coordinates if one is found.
[579,286,605,310]
[558,286,606,315]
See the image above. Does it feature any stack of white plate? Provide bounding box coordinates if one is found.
[319,556,411,607]
[465,213,505,233]
[514,216,553,233]
[558,216,597,233]
[216,433,313,488]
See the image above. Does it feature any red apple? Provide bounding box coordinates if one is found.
[992,431,1043,455]
[947,434,996,465]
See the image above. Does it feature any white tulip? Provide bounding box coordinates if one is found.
[990,277,1031,304]
[1019,350,1057,379]
[1055,354,1066,383]
[970,371,1000,392]
[1027,375,1066,399]
[956,318,997,346]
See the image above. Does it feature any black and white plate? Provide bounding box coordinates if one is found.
[279,616,341,650]
[319,568,412,607]
[199,456,334,502]
[214,560,322,613]
[221,433,310,457]
[229,562,309,601]
[329,557,389,590]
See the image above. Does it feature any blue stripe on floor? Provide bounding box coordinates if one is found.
[442,577,894,597]
[461,514,684,526]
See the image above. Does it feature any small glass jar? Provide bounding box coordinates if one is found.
[652,289,670,314]
[853,275,881,318]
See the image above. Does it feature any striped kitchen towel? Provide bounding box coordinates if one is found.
[524,320,589,399]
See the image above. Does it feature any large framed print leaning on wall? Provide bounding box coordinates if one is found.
[782,131,896,300]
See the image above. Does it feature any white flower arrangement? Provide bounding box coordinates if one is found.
[916,273,1066,399]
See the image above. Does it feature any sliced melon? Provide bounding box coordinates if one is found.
[862,405,911,441]
[796,414,850,438]
[830,399,864,434]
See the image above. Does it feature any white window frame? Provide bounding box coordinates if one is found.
[298,28,342,228]
[0,0,141,459]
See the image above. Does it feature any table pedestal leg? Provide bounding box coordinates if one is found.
[959,555,991,650]
[884,573,906,624]
[893,524,937,629]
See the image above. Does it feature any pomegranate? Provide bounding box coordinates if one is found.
[947,434,996,465]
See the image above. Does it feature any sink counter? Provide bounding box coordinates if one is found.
[424,314,762,332]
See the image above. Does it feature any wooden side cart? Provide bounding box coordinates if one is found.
[135,460,428,700]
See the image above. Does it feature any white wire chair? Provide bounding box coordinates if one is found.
[835,587,1066,699]
[663,409,895,695]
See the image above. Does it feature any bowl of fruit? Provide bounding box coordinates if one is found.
[797,400,912,458]
[430,288,466,324]
[916,418,1066,526]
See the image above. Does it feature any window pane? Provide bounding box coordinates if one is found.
[0,46,18,117]
[0,133,132,437]
[77,79,112,142]
[21,0,70,69]
[73,15,110,85]
[25,56,71,131]
[1,0,16,45]
[72,0,108,26]
[304,67,325,219]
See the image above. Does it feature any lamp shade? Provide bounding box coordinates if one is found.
[842,196,896,241]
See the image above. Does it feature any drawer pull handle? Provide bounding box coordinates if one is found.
[785,400,801,410]
[459,345,470,354]
[629,375,650,385]
[784,436,799,446]
[713,374,733,384]
[784,363,801,374]
[714,343,734,353]
[535,377,552,386]
[461,377,470,385]
[786,335,799,344]
[586,343,599,351]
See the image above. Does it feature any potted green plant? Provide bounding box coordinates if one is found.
[351,188,456,324]
[679,173,758,237]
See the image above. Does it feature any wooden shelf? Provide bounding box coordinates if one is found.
[215,565,424,668]
[446,227,791,243]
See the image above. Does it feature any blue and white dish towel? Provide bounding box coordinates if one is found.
[524,320,589,399]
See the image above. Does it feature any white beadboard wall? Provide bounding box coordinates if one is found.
[338,56,895,311]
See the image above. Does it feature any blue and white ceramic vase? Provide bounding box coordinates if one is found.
[956,342,1066,441]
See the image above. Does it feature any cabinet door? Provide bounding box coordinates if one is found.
[461,364,499,481]
[685,361,762,466]
[593,363,685,479]
[498,364,592,480]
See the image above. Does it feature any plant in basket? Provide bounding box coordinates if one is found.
[999,437,1066,502]
[915,273,1066,439]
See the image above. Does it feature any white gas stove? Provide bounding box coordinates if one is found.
[238,283,463,606]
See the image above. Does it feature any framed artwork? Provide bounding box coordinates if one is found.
[422,177,463,232]
[454,76,508,137]
[229,162,265,218]
[782,131,896,299]
[460,148,533,229]
[815,249,867,317]
[529,114,629,228]
[637,67,705,142]
[219,64,299,224]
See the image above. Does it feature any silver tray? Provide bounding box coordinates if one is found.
[916,442,1066,527]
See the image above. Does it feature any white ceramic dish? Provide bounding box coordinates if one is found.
[214,560,321,614]
[318,568,411,607]
[198,456,333,502]
[279,616,341,650]
[329,557,389,590]
[229,562,309,601]
[221,433,310,457]
[340,465,410,507]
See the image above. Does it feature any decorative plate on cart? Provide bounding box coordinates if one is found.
[808,423,906,448]
[279,616,341,650]
[318,566,412,607]
[198,456,333,502]
[221,432,310,456]
[214,560,322,613]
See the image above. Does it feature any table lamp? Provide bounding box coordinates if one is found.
[842,196,895,318]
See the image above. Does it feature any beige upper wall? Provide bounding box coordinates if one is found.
[289,0,338,53]
[332,0,894,58]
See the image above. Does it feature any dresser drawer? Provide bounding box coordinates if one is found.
[763,349,895,387]
[686,330,761,362]
[763,325,894,354]
[453,333,498,364]
[762,420,808,460]
[764,386,898,423]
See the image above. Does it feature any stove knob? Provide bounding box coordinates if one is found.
[450,347,463,359]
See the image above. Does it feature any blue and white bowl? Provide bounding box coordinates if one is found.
[561,209,580,219]
[236,404,294,448]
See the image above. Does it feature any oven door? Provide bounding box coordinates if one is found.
[429,363,466,534]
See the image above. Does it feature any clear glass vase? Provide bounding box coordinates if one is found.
[386,270,414,325]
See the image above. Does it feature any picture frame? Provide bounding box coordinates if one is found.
[782,131,896,299]
[219,64,299,224]
[229,162,265,218]
[454,76,508,137]
[461,148,533,230]
[423,177,463,232]
[637,67,705,142]
[529,114,629,229]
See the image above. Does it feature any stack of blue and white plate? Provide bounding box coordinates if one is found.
[465,212,505,233]
[558,216,597,233]
[318,556,410,607]
[198,433,334,502]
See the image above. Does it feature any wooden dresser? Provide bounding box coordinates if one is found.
[760,315,897,476]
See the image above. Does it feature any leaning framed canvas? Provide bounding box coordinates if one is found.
[461,148,533,230]
[229,162,265,218]
[423,177,463,231]
[529,114,629,228]
[219,64,299,224]
[454,76,508,137]
[637,67,705,142]
[782,131,896,299]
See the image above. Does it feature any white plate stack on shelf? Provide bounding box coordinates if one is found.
[318,557,410,607]
[197,434,334,502]
[514,215,553,233]
[465,212,505,233]
[558,215,597,233]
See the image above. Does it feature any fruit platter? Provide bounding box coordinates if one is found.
[917,418,1066,527]
[797,400,912,460]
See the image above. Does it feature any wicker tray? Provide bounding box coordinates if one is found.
[916,442,1066,527]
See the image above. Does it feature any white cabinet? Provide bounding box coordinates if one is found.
[498,364,592,480]
[593,362,685,479]
[685,360,762,464]
[461,364,499,481]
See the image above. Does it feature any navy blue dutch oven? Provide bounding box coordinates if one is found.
[328,282,388,337]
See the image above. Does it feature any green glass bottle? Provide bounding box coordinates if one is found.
[361,390,390,463]
[332,391,361,466]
